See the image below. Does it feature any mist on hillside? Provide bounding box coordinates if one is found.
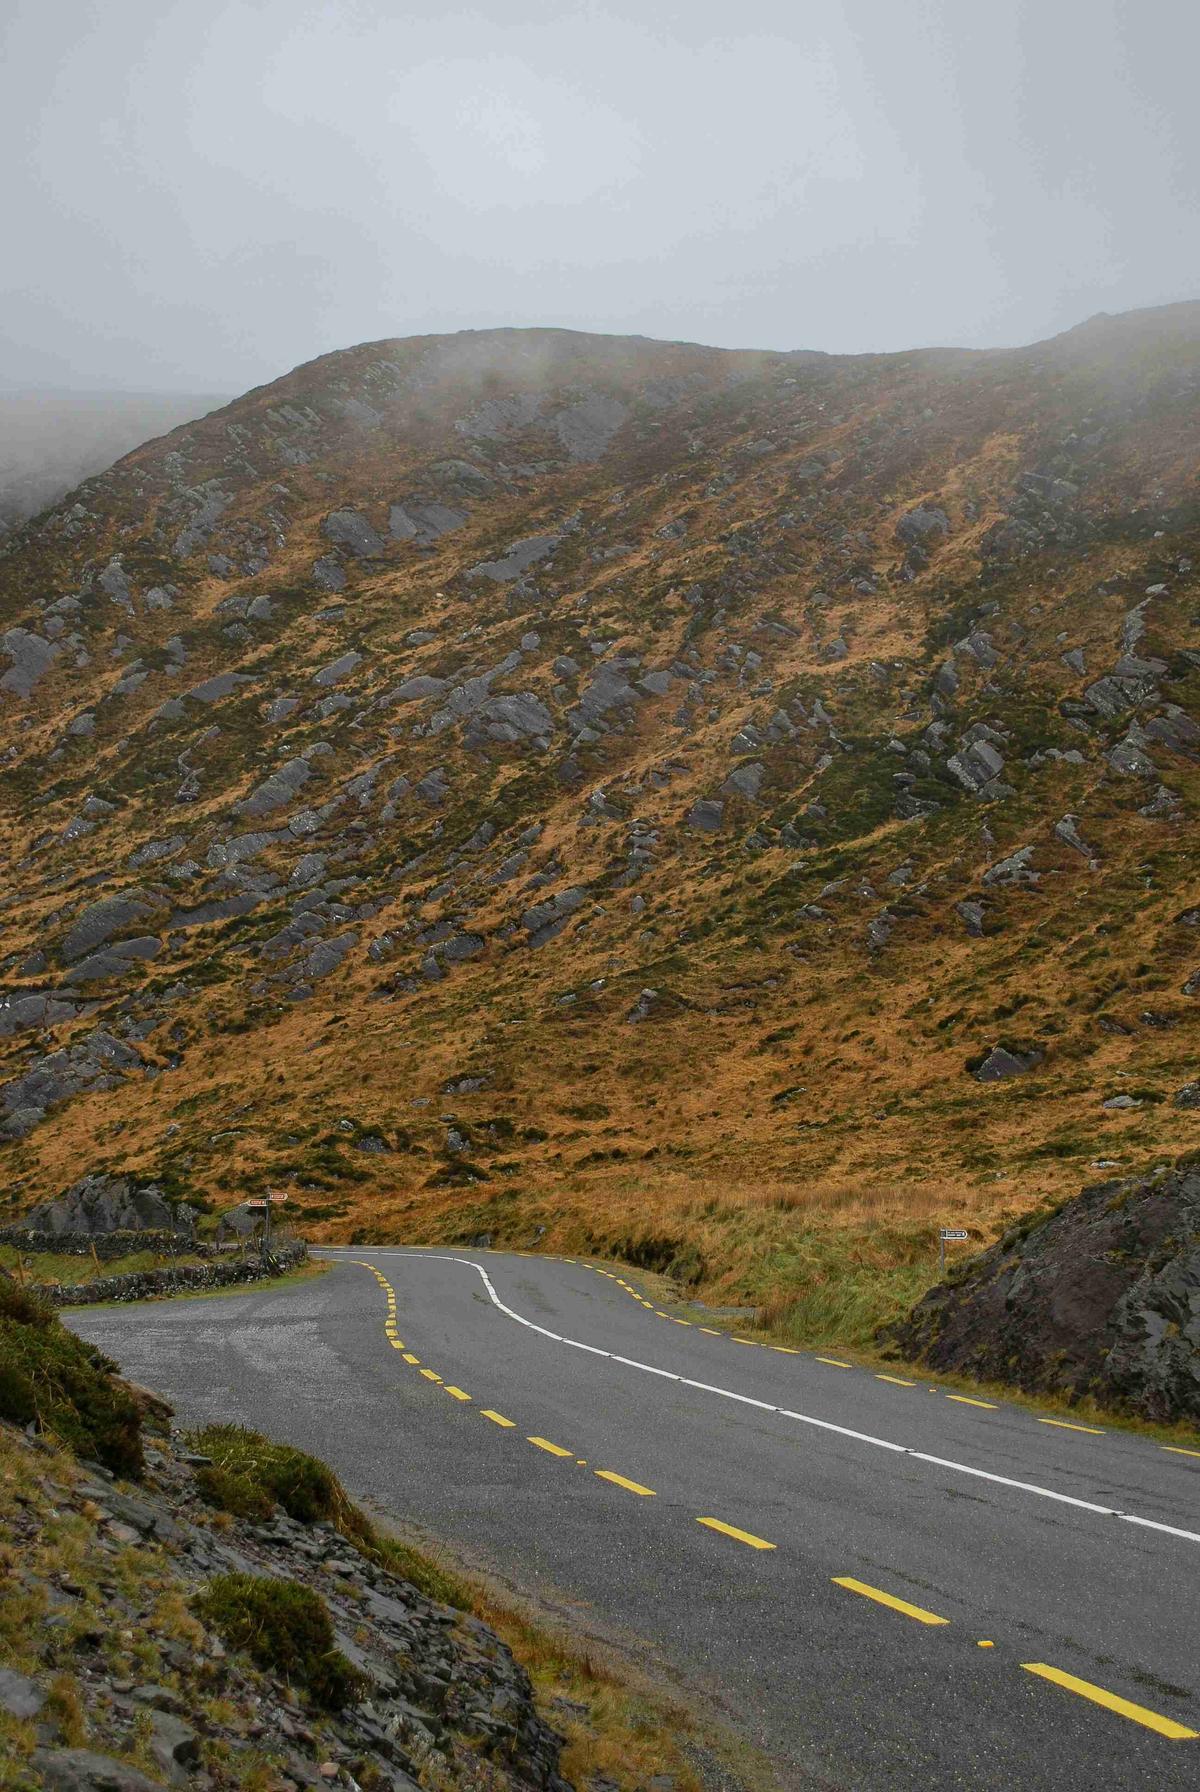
[0,390,230,532]
[2,1,1197,397]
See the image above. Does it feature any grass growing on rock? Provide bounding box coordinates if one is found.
[190,1422,470,1608]
[0,1275,143,1476]
[195,1572,365,1711]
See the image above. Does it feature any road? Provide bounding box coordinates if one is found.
[67,1247,1200,1790]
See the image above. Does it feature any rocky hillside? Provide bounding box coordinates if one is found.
[885,1154,1200,1420]
[0,311,1197,1313]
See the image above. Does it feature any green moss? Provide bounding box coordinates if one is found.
[195,1573,364,1709]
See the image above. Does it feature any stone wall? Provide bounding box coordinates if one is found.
[0,1228,223,1261]
[41,1241,309,1306]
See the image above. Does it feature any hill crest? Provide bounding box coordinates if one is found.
[0,306,1197,1319]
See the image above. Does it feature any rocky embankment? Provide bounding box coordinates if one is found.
[0,1434,569,1792]
[16,1172,197,1239]
[885,1157,1200,1421]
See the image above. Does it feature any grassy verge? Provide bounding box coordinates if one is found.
[471,1581,771,1792]
[0,1244,214,1287]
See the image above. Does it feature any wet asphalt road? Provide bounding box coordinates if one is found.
[68,1247,1200,1790]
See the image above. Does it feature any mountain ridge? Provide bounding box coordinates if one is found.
[0,304,1197,1326]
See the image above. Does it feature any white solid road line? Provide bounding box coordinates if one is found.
[326,1250,1200,1549]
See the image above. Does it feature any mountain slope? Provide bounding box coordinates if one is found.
[0,389,231,532]
[0,311,1197,1321]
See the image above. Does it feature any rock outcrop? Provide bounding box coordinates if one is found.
[19,1172,195,1238]
[0,1383,570,1792]
[885,1158,1200,1421]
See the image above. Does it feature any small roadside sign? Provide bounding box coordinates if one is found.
[940,1228,968,1241]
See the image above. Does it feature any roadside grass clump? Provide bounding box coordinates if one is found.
[756,1249,935,1350]
[190,1424,351,1526]
[189,1423,470,1608]
[0,1275,143,1476]
[192,1462,275,1522]
[195,1573,365,1710]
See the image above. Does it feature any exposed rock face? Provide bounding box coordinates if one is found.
[19,1172,194,1237]
[1,1030,146,1136]
[468,533,561,583]
[896,505,950,546]
[321,507,384,557]
[972,1044,1043,1082]
[389,499,467,542]
[885,1160,1200,1421]
[1,627,61,696]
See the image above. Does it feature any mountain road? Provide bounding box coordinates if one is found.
[67,1247,1200,1790]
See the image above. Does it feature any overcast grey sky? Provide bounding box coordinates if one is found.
[2,0,1197,394]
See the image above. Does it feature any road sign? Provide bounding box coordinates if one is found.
[940,1229,968,1241]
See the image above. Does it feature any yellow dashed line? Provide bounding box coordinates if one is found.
[696,1516,776,1551]
[671,1317,692,1326]
[946,1394,997,1410]
[420,1369,443,1383]
[1162,1445,1200,1459]
[444,1386,471,1402]
[481,1410,516,1428]
[699,1327,721,1336]
[403,1353,420,1365]
[1038,1418,1104,1435]
[816,1356,852,1369]
[595,1470,656,1497]
[389,1340,406,1351]
[732,1337,760,1347]
[528,1436,574,1458]
[771,1346,800,1355]
[833,1577,949,1626]
[876,1374,915,1388]
[1021,1663,1199,1740]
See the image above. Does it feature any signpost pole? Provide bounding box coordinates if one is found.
[938,1228,969,1277]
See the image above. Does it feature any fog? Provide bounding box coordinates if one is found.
[2,0,1197,394]
[0,390,233,530]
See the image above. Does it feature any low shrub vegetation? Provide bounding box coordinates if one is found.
[190,1422,470,1608]
[0,1273,143,1475]
[195,1572,365,1709]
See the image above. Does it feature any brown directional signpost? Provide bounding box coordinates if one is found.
[244,1189,289,1263]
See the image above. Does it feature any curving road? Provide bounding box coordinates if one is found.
[67,1247,1200,1790]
